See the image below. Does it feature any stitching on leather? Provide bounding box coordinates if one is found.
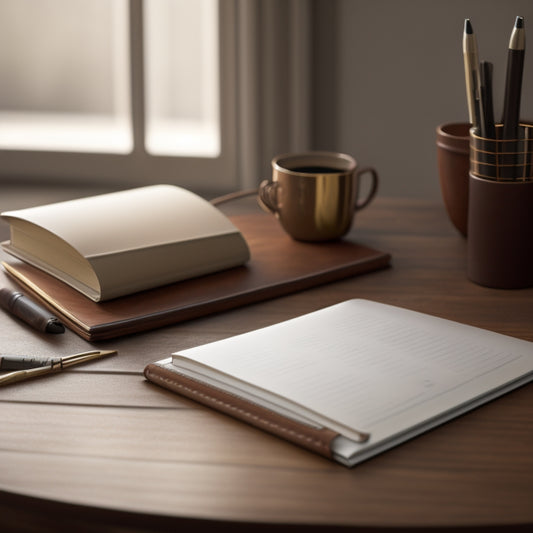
[148,369,329,451]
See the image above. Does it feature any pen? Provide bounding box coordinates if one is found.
[463,19,482,131]
[0,350,117,386]
[480,61,496,139]
[501,16,525,141]
[0,354,69,371]
[0,287,65,334]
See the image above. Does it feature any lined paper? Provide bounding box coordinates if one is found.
[173,300,533,441]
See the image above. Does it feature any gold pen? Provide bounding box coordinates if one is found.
[463,19,482,131]
[0,350,117,386]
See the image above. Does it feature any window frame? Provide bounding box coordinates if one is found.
[0,0,239,195]
[0,0,314,196]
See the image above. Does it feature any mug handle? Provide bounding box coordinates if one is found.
[258,179,279,214]
[354,167,379,211]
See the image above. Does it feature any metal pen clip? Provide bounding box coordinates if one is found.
[0,350,117,386]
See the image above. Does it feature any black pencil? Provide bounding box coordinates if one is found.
[480,61,496,139]
[501,16,525,141]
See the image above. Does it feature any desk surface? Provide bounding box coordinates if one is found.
[0,187,532,533]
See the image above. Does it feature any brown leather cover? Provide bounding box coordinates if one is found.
[144,362,340,460]
[1,209,391,341]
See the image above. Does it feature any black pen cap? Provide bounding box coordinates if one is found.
[0,288,65,334]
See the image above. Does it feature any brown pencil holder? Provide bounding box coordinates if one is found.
[467,124,533,288]
[470,123,533,181]
[467,175,533,289]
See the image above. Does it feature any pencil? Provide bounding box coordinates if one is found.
[480,61,496,139]
[463,19,482,131]
[501,16,525,141]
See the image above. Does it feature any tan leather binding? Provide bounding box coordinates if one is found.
[144,363,340,459]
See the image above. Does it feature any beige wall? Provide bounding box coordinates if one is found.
[312,0,533,199]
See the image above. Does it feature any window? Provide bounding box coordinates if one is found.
[0,1,313,193]
[0,0,131,153]
[0,0,237,192]
[145,0,220,157]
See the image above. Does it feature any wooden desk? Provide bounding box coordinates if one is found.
[0,190,532,532]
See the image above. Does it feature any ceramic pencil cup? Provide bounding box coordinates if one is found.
[467,124,533,289]
[436,122,470,237]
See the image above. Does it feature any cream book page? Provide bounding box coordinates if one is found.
[172,299,533,444]
[2,184,240,258]
[2,184,250,300]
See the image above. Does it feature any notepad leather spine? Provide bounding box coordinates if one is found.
[144,363,340,460]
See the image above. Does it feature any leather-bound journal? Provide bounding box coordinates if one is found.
[145,299,533,467]
[1,203,391,341]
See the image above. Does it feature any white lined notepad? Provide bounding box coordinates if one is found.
[146,300,533,466]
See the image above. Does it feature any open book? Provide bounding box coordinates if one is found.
[1,185,250,301]
[144,299,533,467]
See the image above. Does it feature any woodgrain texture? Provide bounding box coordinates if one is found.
[0,189,532,532]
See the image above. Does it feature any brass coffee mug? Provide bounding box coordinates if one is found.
[258,152,378,241]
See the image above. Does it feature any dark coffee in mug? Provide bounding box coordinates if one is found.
[289,166,341,174]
